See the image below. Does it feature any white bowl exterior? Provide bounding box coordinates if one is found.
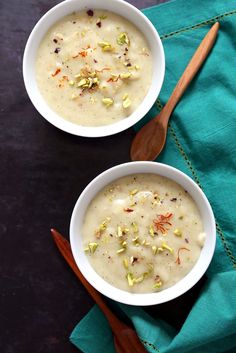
[23,0,165,137]
[70,162,216,306]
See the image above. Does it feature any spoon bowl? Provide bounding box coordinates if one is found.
[131,108,168,161]
[130,22,219,161]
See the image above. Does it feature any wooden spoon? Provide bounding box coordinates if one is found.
[130,22,219,161]
[51,228,147,353]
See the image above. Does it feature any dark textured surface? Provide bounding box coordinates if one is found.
[0,1,197,353]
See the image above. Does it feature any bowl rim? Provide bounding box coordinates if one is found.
[22,0,165,137]
[70,161,216,306]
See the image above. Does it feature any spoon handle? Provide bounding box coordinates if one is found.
[163,22,219,116]
[51,229,126,332]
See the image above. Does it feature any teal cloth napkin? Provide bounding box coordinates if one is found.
[70,0,236,352]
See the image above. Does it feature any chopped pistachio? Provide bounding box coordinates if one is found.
[102,97,114,107]
[162,242,173,253]
[89,71,96,78]
[135,64,140,70]
[88,77,94,88]
[117,32,130,46]
[130,189,138,196]
[103,46,113,52]
[93,77,99,84]
[123,258,129,269]
[88,242,98,254]
[99,15,107,20]
[134,275,144,284]
[174,228,182,237]
[123,227,129,234]
[98,41,108,48]
[127,272,134,286]
[81,31,86,37]
[129,202,136,207]
[98,41,113,51]
[121,240,127,247]
[84,247,89,252]
[99,220,107,231]
[117,248,125,254]
[131,222,138,233]
[152,245,158,255]
[123,96,131,109]
[69,80,75,86]
[95,219,108,238]
[122,93,129,101]
[149,225,155,237]
[74,73,81,80]
[120,72,132,79]
[144,263,154,277]
[153,281,163,289]
[157,247,164,253]
[141,239,150,246]
[117,226,123,237]
[78,78,89,88]
[132,236,139,243]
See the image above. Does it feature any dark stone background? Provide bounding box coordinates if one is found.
[0,1,206,353]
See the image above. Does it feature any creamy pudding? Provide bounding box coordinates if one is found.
[82,174,205,293]
[36,9,152,126]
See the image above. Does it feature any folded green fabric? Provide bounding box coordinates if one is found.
[70,0,236,352]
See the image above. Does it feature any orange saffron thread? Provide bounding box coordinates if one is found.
[79,51,87,57]
[107,75,120,83]
[175,247,190,265]
[153,213,173,234]
[95,67,111,73]
[72,51,88,58]
[51,68,61,77]
[123,208,134,213]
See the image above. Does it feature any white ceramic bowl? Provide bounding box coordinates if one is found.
[23,0,165,137]
[70,162,216,306]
